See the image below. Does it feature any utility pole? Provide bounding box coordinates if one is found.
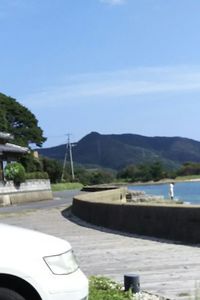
[69,138,75,181]
[61,134,75,181]
[61,138,68,182]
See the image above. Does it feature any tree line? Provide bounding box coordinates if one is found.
[19,153,200,184]
[18,152,114,185]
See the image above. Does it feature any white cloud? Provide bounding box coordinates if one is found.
[23,65,200,108]
[100,0,127,6]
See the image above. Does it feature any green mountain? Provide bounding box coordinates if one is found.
[37,132,200,170]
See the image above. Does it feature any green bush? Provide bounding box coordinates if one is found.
[25,172,49,180]
[19,153,43,172]
[4,162,26,185]
[41,157,63,183]
[89,276,133,300]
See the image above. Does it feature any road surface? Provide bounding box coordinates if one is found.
[0,190,199,300]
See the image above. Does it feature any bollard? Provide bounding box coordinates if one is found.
[124,274,140,293]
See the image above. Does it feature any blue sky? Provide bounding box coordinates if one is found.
[1,0,200,147]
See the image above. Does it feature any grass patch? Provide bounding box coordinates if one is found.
[175,175,200,181]
[89,276,134,300]
[51,182,83,191]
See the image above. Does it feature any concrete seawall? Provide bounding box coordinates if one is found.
[0,179,53,205]
[72,188,200,244]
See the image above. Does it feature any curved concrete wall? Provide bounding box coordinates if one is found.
[72,189,200,244]
[77,187,127,202]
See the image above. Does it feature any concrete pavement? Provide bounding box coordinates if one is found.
[0,189,80,214]
[0,191,199,299]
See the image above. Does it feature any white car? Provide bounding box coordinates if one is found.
[0,224,88,300]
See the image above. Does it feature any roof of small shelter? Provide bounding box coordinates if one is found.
[0,143,28,155]
[0,132,28,157]
[0,132,14,141]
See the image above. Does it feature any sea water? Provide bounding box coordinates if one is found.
[128,181,200,204]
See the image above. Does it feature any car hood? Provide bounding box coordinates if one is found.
[0,223,71,257]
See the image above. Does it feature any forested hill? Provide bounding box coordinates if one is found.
[37,132,200,170]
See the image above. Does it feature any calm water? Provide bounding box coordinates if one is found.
[128,181,200,204]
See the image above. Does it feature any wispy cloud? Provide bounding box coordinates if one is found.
[100,0,127,6]
[23,65,200,108]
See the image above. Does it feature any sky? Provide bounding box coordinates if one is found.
[1,0,200,147]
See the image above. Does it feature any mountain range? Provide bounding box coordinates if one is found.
[37,132,200,170]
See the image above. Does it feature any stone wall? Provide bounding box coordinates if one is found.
[0,179,53,206]
[72,189,200,244]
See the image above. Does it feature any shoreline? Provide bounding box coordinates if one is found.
[127,177,200,186]
[125,178,200,205]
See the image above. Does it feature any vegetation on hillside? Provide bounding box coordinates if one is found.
[19,152,200,186]
[37,132,200,170]
[19,152,115,184]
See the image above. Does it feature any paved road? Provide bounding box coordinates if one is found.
[0,190,200,300]
[0,189,81,214]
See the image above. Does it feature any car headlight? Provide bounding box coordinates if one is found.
[43,250,79,275]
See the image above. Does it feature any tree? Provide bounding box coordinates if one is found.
[117,161,167,182]
[19,153,43,172]
[89,170,114,185]
[177,162,200,176]
[0,109,8,131]
[41,157,63,183]
[75,167,92,185]
[150,161,165,181]
[0,93,46,147]
[117,165,136,181]
[135,164,152,182]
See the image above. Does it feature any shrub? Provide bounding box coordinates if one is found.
[41,157,63,183]
[19,153,43,172]
[89,276,133,300]
[4,162,26,185]
[25,172,49,180]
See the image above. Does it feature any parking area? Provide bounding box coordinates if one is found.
[0,203,200,300]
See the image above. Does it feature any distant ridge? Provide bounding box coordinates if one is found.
[37,132,200,170]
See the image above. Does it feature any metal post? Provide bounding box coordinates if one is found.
[124,274,140,293]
